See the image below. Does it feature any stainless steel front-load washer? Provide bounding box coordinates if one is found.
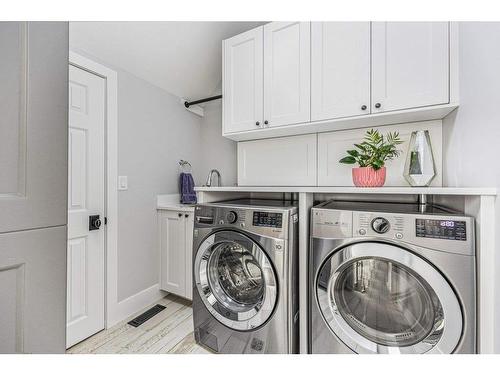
[309,201,476,354]
[192,199,299,354]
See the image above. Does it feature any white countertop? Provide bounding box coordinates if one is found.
[156,194,195,211]
[194,186,497,196]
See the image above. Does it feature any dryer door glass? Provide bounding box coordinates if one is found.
[316,242,463,354]
[195,231,278,331]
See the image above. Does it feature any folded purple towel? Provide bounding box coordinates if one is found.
[179,172,197,204]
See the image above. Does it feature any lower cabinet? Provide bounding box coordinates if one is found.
[158,209,194,300]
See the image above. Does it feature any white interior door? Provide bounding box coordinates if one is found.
[311,22,371,121]
[371,22,449,113]
[67,65,105,348]
[263,22,310,127]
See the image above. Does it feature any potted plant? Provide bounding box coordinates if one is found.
[339,129,403,187]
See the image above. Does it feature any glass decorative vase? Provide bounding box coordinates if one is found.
[403,130,436,187]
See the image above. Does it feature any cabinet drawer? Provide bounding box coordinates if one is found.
[237,134,317,186]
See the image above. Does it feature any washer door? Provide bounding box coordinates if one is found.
[316,242,463,354]
[195,230,278,331]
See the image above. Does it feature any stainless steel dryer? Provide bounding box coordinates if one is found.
[309,201,476,354]
[192,199,299,354]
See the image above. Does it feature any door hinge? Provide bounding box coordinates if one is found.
[104,217,108,225]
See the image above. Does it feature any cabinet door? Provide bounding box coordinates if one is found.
[0,226,66,353]
[237,134,317,186]
[184,212,194,301]
[311,22,370,121]
[0,22,68,233]
[264,22,310,127]
[371,22,449,113]
[223,26,263,134]
[159,211,186,297]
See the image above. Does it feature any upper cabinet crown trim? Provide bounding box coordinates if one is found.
[222,21,458,142]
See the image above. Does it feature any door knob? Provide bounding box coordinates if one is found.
[256,121,260,126]
[178,213,182,217]
[185,214,189,218]
[374,103,381,109]
[89,215,101,231]
[361,105,367,110]
[264,120,269,125]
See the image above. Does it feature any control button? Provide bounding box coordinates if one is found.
[240,222,245,228]
[358,228,367,235]
[219,220,224,225]
[395,232,403,239]
[371,217,390,234]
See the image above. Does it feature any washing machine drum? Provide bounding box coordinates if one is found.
[316,242,463,354]
[195,230,278,331]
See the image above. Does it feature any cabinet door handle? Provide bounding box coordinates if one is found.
[178,213,182,217]
[185,214,189,218]
[374,103,381,109]
[361,105,367,111]
[255,121,260,126]
[264,120,269,125]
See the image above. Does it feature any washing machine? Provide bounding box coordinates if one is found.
[309,200,476,354]
[192,199,299,353]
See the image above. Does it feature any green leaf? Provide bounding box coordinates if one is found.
[347,149,359,157]
[339,156,356,164]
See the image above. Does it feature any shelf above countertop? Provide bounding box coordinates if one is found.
[194,186,497,196]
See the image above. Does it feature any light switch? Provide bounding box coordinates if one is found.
[118,176,128,190]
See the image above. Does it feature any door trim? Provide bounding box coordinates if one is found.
[68,52,118,329]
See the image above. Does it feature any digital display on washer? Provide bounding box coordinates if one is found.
[415,219,466,241]
[253,211,283,228]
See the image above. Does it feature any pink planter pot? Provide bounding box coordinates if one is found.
[352,167,386,187]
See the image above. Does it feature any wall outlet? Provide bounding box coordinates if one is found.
[118,176,128,190]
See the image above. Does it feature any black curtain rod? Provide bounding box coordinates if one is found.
[184,94,222,108]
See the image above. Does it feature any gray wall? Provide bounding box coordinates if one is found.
[116,69,204,300]
[199,84,238,186]
[67,49,237,302]
[442,22,500,352]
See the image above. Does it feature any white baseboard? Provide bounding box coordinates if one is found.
[108,284,167,328]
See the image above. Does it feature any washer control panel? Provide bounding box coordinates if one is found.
[253,211,283,228]
[355,212,405,240]
[416,219,467,241]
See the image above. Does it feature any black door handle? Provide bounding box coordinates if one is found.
[89,215,101,231]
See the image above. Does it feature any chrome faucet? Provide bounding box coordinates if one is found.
[205,169,222,187]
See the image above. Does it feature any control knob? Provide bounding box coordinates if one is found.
[371,217,390,234]
[226,211,238,224]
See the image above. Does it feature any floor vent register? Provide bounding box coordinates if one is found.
[128,304,166,327]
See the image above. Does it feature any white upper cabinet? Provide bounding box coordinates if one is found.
[263,22,310,127]
[223,26,263,134]
[222,22,456,141]
[371,22,450,113]
[311,22,371,121]
[237,134,317,186]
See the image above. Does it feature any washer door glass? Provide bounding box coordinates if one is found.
[195,231,278,331]
[209,241,265,308]
[316,242,463,354]
[333,257,439,347]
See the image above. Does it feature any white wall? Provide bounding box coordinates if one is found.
[199,84,238,186]
[442,22,500,352]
